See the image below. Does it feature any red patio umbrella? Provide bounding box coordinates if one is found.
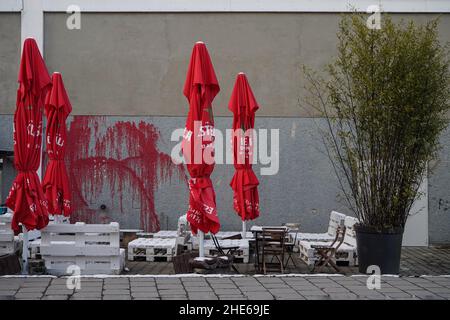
[229,73,260,236]
[42,72,72,218]
[182,42,220,246]
[6,38,51,232]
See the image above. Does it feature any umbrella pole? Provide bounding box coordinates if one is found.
[22,226,29,275]
[198,231,205,258]
[242,220,247,238]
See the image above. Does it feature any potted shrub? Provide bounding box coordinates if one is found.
[304,14,449,274]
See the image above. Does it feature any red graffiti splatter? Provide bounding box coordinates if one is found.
[65,116,186,232]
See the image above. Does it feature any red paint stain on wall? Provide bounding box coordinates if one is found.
[65,116,186,232]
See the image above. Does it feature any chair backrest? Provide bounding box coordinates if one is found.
[330,225,346,250]
[343,216,359,246]
[327,211,346,236]
[283,223,300,243]
[261,228,286,248]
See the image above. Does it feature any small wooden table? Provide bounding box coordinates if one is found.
[250,226,289,273]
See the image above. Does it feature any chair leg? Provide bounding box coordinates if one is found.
[280,254,284,274]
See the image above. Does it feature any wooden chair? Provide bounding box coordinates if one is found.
[211,234,240,273]
[311,225,346,273]
[261,228,286,274]
[283,223,300,268]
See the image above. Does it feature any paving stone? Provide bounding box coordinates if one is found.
[74,286,103,293]
[0,284,21,290]
[14,292,43,299]
[17,287,46,293]
[328,293,357,300]
[103,289,130,295]
[426,287,450,294]
[104,278,129,283]
[156,279,182,284]
[267,288,298,295]
[41,295,69,300]
[305,295,331,300]
[262,283,290,289]
[184,287,214,292]
[275,294,306,300]
[158,289,187,296]
[130,286,158,292]
[207,278,235,283]
[323,287,352,294]
[183,281,209,287]
[132,297,161,300]
[73,290,102,295]
[157,284,184,290]
[131,292,160,298]
[244,293,275,300]
[297,290,329,296]
[291,285,322,291]
[213,289,242,295]
[21,281,51,287]
[209,283,239,288]
[70,296,102,300]
[384,292,414,298]
[45,289,74,295]
[188,293,218,300]
[0,290,18,295]
[103,295,132,300]
[218,295,247,300]
[161,296,188,300]
[239,286,269,292]
[256,278,285,284]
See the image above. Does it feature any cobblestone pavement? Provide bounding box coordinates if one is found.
[0,275,449,300]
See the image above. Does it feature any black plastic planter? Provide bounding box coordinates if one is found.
[355,226,404,275]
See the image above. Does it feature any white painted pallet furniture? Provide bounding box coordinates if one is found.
[29,238,41,258]
[298,216,359,267]
[128,237,176,262]
[203,239,250,263]
[0,213,16,255]
[295,211,346,244]
[153,230,179,238]
[39,222,123,275]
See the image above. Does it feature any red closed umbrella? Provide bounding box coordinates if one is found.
[6,38,51,232]
[42,72,72,217]
[229,73,260,234]
[182,42,220,239]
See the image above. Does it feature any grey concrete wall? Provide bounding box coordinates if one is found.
[0,13,20,115]
[18,12,445,118]
[429,126,450,245]
[0,114,348,232]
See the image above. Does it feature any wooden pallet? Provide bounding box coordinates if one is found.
[39,222,123,275]
[128,238,176,262]
[203,239,250,263]
[0,214,16,255]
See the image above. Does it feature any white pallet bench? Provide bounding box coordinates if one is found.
[153,230,179,238]
[40,222,124,275]
[0,213,21,255]
[128,238,176,262]
[295,211,346,244]
[298,216,359,267]
[29,239,41,258]
[203,239,250,263]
